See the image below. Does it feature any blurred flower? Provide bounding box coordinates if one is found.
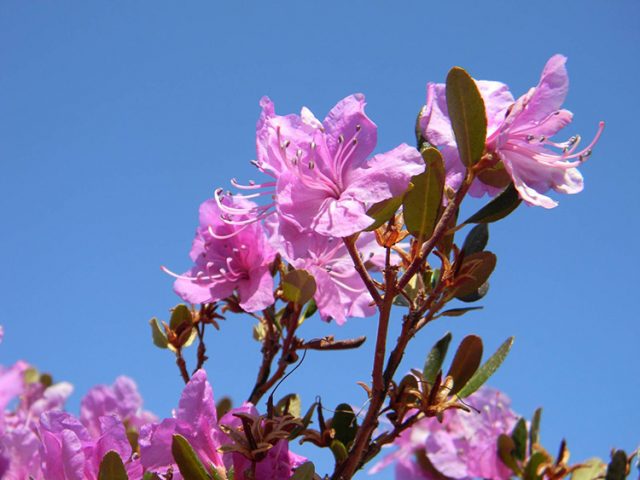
[371,387,518,480]
[80,376,156,438]
[421,54,603,208]
[165,196,276,312]
[39,411,141,480]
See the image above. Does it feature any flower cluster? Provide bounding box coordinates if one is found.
[0,331,304,479]
[166,55,601,327]
[372,388,518,480]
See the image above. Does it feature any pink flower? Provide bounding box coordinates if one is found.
[421,54,603,208]
[39,411,141,480]
[80,376,156,438]
[165,197,276,312]
[371,387,518,480]
[139,369,225,476]
[270,218,384,325]
[223,94,424,238]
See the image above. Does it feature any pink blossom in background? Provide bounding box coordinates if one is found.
[167,196,276,312]
[80,376,156,438]
[371,387,518,480]
[225,94,424,238]
[421,54,603,208]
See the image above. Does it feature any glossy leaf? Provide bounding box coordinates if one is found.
[282,270,317,306]
[498,434,522,476]
[276,393,301,418]
[98,451,128,480]
[605,450,628,480]
[149,318,168,349]
[332,403,358,447]
[423,332,453,384]
[143,473,162,480]
[291,462,316,480]
[457,336,514,398]
[454,251,497,298]
[529,408,542,453]
[523,452,547,480]
[446,335,483,395]
[511,418,528,461]
[571,458,606,480]
[463,183,521,225]
[330,440,349,463]
[446,67,487,167]
[365,194,405,231]
[170,305,193,331]
[461,223,489,256]
[172,434,211,480]
[456,281,490,303]
[439,306,483,318]
[403,148,445,241]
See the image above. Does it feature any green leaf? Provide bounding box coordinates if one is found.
[463,183,521,225]
[330,440,349,463]
[498,434,522,476]
[216,397,233,419]
[454,251,497,299]
[276,393,301,418]
[457,336,514,398]
[289,401,318,440]
[365,194,405,231]
[511,418,528,461]
[446,334,483,396]
[172,434,211,480]
[461,224,489,256]
[423,332,453,384]
[571,458,606,480]
[282,270,317,306]
[403,148,445,242]
[98,451,129,480]
[445,67,487,167]
[439,306,483,318]
[332,403,358,447]
[149,318,168,349]
[605,450,628,480]
[143,473,162,480]
[290,462,316,480]
[170,305,193,331]
[523,452,547,480]
[301,299,318,322]
[529,408,542,454]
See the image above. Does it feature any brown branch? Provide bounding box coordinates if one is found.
[175,350,190,384]
[248,304,301,405]
[343,235,383,306]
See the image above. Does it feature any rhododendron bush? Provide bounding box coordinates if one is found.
[1,56,637,480]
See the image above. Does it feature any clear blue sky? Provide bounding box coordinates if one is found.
[0,2,638,478]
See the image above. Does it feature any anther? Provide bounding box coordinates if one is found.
[338,134,345,143]
[310,141,316,150]
[355,124,362,131]
[308,161,315,169]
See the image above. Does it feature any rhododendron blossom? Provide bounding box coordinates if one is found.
[269,218,384,324]
[421,54,604,208]
[371,388,518,480]
[166,197,276,312]
[219,94,424,238]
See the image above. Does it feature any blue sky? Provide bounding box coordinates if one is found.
[0,1,638,478]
